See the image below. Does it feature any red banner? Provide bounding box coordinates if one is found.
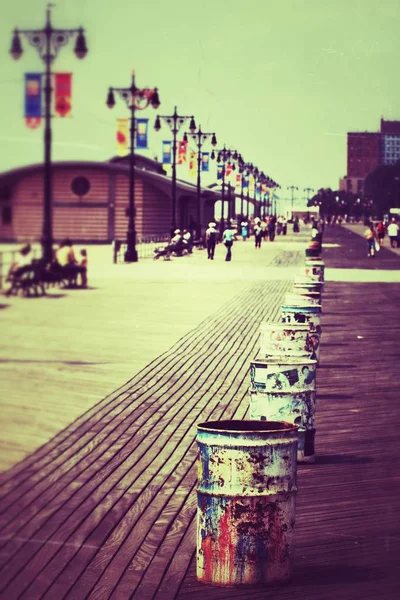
[116,119,129,156]
[178,140,187,164]
[54,73,72,117]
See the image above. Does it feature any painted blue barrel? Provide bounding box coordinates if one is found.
[197,420,298,586]
[249,389,316,463]
[281,304,321,362]
[305,260,325,283]
[259,322,313,359]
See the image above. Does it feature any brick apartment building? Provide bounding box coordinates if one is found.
[340,119,400,195]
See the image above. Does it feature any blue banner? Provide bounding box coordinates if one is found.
[201,152,210,172]
[136,118,149,148]
[162,140,172,164]
[243,177,249,189]
[256,182,261,198]
[217,164,223,180]
[25,73,42,128]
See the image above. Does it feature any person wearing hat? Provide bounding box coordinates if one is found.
[205,222,218,260]
[170,229,182,245]
[222,223,235,261]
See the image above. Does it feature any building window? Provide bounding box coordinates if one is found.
[2,205,12,225]
[71,176,91,198]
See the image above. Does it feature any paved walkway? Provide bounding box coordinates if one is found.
[0,225,399,599]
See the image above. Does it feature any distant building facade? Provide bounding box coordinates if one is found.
[340,118,400,195]
[380,119,400,165]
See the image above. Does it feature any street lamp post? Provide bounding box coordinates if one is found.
[252,167,260,217]
[154,108,196,234]
[107,72,160,262]
[10,5,88,263]
[287,185,299,219]
[187,126,217,239]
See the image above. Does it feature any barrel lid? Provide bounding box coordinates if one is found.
[197,420,298,433]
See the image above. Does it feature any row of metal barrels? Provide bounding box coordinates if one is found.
[195,256,326,587]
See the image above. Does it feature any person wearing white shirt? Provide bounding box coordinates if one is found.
[387,219,399,248]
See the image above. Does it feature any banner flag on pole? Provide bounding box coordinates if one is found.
[235,173,241,190]
[136,118,149,148]
[256,182,261,199]
[178,140,187,164]
[24,73,42,129]
[116,118,129,156]
[217,164,224,180]
[189,150,196,175]
[249,175,255,195]
[225,163,233,179]
[162,140,172,164]
[243,176,249,189]
[54,73,72,117]
[201,152,209,172]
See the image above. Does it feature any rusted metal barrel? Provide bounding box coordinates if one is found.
[259,322,313,359]
[281,304,321,362]
[249,389,316,464]
[249,357,317,463]
[196,420,298,586]
[304,260,325,283]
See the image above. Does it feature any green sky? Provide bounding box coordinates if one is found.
[1,0,399,197]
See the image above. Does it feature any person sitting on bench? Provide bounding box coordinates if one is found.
[3,244,33,296]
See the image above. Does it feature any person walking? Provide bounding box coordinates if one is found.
[240,221,249,241]
[222,223,235,261]
[376,220,386,246]
[387,218,399,248]
[364,223,379,257]
[268,215,276,241]
[205,222,218,260]
[254,222,263,248]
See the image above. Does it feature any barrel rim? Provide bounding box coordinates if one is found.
[251,357,318,366]
[197,419,299,433]
[260,322,310,330]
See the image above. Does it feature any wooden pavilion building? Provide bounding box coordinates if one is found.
[0,155,220,243]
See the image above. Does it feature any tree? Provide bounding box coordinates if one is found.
[364,161,400,217]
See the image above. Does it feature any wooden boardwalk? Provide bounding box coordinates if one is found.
[0,226,399,599]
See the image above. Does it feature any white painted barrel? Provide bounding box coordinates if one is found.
[249,389,316,463]
[196,420,298,586]
[259,322,312,359]
[305,260,325,283]
[249,357,317,393]
[281,305,321,362]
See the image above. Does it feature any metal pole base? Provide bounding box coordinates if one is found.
[41,238,53,264]
[124,248,138,263]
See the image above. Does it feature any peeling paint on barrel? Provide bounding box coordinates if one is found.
[250,357,317,393]
[196,420,298,586]
[259,323,312,359]
[249,389,316,463]
[281,305,321,362]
